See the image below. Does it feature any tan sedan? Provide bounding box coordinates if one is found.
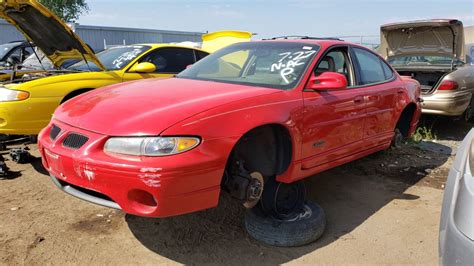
[380,19,474,121]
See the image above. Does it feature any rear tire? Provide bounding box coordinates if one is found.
[245,201,326,247]
[391,128,403,148]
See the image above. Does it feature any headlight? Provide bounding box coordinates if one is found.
[0,87,30,102]
[104,136,200,156]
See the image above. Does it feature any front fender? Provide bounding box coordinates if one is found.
[161,90,305,168]
[14,71,123,98]
[0,72,123,135]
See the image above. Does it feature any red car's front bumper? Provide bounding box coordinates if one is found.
[38,120,229,218]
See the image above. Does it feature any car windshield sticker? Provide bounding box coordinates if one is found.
[271,50,316,84]
[112,49,143,69]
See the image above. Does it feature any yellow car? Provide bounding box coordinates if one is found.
[0,0,251,135]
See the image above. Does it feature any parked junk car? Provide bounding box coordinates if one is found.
[0,41,46,82]
[0,45,56,82]
[0,40,33,68]
[380,19,474,121]
[439,129,474,265]
[0,0,251,135]
[467,43,474,65]
[39,37,422,246]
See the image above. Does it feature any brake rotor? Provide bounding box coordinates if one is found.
[243,172,264,209]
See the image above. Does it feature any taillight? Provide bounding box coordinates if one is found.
[438,80,459,91]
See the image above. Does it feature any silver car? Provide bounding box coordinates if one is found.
[439,129,474,265]
[467,43,474,65]
[380,20,474,121]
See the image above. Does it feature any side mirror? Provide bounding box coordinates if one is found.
[129,62,156,73]
[307,72,348,91]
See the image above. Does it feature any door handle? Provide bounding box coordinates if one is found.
[367,95,380,101]
[354,97,364,104]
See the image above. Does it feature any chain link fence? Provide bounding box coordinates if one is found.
[334,35,380,49]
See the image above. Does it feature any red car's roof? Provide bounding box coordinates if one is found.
[260,39,342,44]
[256,38,367,50]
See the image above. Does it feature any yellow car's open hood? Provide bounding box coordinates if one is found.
[0,0,105,70]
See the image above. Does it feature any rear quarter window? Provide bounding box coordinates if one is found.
[196,50,209,61]
[381,60,394,80]
[141,47,195,73]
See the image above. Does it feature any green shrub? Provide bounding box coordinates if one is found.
[411,126,436,142]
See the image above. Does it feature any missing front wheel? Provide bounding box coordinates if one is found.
[222,163,264,209]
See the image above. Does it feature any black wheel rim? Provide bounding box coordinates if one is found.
[270,182,306,220]
[274,183,302,215]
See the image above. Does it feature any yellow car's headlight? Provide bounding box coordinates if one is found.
[104,136,200,156]
[0,87,30,102]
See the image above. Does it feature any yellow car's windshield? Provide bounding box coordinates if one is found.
[68,45,151,71]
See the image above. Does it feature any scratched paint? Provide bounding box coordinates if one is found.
[138,167,162,187]
[138,173,162,179]
[83,164,95,181]
[73,162,83,178]
[142,179,161,188]
[140,167,162,173]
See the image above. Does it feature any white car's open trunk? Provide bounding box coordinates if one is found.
[380,19,465,94]
[396,69,448,93]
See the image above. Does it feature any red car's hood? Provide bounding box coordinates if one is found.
[55,78,279,136]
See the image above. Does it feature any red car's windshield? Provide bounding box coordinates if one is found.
[178,42,320,90]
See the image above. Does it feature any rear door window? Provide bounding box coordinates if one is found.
[140,47,196,73]
[353,47,388,85]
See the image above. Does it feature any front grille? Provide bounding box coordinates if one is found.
[50,125,61,140]
[62,133,89,149]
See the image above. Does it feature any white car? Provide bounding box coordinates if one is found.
[439,129,474,264]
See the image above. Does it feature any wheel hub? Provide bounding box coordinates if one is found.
[243,172,264,209]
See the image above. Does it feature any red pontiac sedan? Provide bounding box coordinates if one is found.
[38,38,421,237]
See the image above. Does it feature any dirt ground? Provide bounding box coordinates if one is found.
[0,118,470,265]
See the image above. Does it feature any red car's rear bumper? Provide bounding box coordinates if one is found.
[38,120,228,218]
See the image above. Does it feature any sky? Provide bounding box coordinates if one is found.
[78,0,474,45]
